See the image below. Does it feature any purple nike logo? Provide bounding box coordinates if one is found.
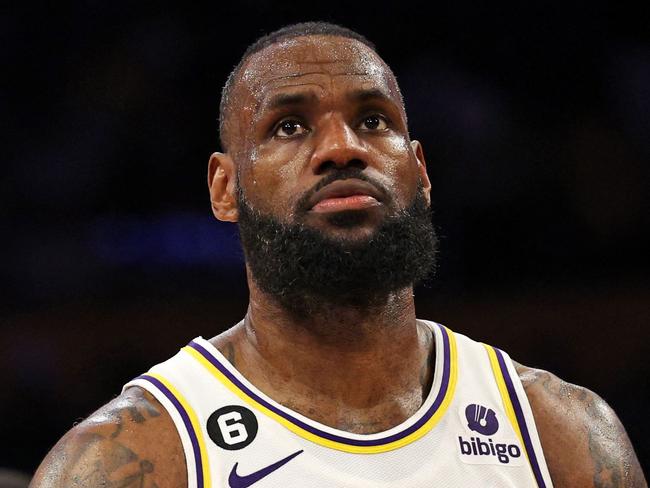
[228,450,303,488]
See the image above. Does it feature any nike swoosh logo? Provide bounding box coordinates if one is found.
[228,450,304,488]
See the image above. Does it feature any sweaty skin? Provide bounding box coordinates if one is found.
[31,35,647,488]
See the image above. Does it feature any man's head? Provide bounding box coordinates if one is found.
[208,22,437,313]
[218,23,379,155]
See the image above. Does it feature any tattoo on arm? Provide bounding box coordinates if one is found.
[68,433,158,488]
[66,392,163,488]
[537,372,647,488]
[33,388,183,488]
[585,398,647,488]
[110,391,161,439]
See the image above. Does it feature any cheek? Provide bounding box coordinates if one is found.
[245,141,311,214]
[370,135,419,202]
[377,135,410,172]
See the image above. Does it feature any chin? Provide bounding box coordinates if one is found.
[324,209,376,227]
[314,222,381,247]
[301,209,381,236]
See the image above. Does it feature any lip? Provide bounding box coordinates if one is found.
[307,179,384,213]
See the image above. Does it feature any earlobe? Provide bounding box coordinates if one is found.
[208,152,239,222]
[411,140,432,205]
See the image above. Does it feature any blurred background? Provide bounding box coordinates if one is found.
[2,0,649,478]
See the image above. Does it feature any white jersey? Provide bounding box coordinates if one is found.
[124,321,554,487]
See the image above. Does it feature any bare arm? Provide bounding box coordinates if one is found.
[30,387,187,488]
[516,364,647,488]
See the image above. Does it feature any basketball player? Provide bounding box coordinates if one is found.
[31,23,646,487]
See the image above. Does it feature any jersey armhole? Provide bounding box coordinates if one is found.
[500,355,554,487]
[484,346,554,488]
[124,374,210,488]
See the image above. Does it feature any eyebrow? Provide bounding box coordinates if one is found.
[346,88,394,105]
[259,86,396,116]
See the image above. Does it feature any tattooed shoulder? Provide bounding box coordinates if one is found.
[514,363,647,488]
[31,387,187,488]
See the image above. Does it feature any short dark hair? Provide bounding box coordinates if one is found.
[218,22,377,152]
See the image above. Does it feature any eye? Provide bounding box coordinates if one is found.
[273,119,309,138]
[358,114,388,131]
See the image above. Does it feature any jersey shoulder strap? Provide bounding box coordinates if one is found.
[124,346,213,488]
[443,324,554,488]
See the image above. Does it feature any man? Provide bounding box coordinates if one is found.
[32,22,646,488]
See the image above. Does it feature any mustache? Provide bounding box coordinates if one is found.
[295,168,390,214]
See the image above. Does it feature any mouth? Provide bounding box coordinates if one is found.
[308,179,384,214]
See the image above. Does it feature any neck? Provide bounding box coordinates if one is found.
[251,279,417,342]
[215,276,435,433]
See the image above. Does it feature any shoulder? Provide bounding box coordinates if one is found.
[31,386,186,488]
[514,362,647,488]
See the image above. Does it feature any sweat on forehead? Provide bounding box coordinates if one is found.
[241,36,394,92]
[219,30,403,154]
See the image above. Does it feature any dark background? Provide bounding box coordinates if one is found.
[2,0,649,478]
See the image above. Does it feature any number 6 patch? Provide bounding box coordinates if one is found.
[207,405,258,450]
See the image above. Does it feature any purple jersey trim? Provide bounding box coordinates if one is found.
[493,348,547,488]
[188,323,452,447]
[137,374,204,488]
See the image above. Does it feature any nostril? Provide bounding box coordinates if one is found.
[348,159,365,170]
[315,160,337,175]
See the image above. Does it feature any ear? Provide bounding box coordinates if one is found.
[411,140,431,205]
[208,152,238,222]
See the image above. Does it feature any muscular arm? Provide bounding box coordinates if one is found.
[516,364,647,488]
[30,387,187,488]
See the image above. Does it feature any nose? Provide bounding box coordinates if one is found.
[309,114,369,174]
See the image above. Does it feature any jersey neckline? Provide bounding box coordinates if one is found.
[183,320,458,454]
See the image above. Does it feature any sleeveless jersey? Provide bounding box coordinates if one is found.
[124,321,554,487]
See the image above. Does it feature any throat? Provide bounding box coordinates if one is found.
[258,343,436,434]
[213,315,437,435]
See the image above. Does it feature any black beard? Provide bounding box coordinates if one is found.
[236,183,438,316]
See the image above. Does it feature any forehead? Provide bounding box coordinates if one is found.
[238,35,401,108]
